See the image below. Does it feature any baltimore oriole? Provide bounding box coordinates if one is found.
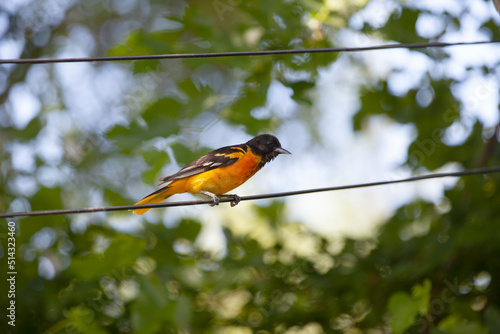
[133,134,291,214]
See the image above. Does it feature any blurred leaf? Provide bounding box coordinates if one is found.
[485,305,500,333]
[8,118,43,140]
[170,142,211,166]
[388,279,431,334]
[108,98,183,152]
[388,292,420,334]
[108,31,158,56]
[70,234,146,281]
[355,79,464,170]
[65,306,107,334]
[141,149,170,184]
[175,295,193,329]
[131,276,173,334]
[287,79,315,105]
[381,8,427,44]
[481,19,500,41]
[255,200,286,227]
[437,315,488,334]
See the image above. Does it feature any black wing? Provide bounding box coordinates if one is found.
[159,145,247,185]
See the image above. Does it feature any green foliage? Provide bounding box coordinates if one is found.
[65,306,108,334]
[141,149,169,184]
[381,8,428,44]
[355,79,466,170]
[1,0,500,333]
[388,279,431,334]
[70,234,146,281]
[108,98,183,152]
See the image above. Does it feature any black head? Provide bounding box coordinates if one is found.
[246,134,291,162]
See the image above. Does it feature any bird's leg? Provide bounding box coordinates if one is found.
[199,191,220,207]
[218,194,241,207]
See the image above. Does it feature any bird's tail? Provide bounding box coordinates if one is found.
[133,185,174,215]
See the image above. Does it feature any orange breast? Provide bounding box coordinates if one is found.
[182,150,262,195]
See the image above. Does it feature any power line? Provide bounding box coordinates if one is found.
[1,40,499,65]
[2,166,499,219]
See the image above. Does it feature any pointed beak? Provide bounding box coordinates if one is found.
[274,147,291,155]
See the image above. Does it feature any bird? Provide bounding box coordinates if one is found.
[133,134,291,214]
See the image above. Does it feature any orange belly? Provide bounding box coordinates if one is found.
[173,151,262,195]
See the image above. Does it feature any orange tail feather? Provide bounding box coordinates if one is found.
[133,185,173,215]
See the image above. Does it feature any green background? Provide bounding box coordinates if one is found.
[1,0,500,333]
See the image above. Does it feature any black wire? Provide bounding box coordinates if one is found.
[1,166,499,219]
[1,40,499,65]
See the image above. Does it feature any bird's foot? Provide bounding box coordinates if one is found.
[219,194,241,207]
[230,194,241,207]
[199,191,220,207]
